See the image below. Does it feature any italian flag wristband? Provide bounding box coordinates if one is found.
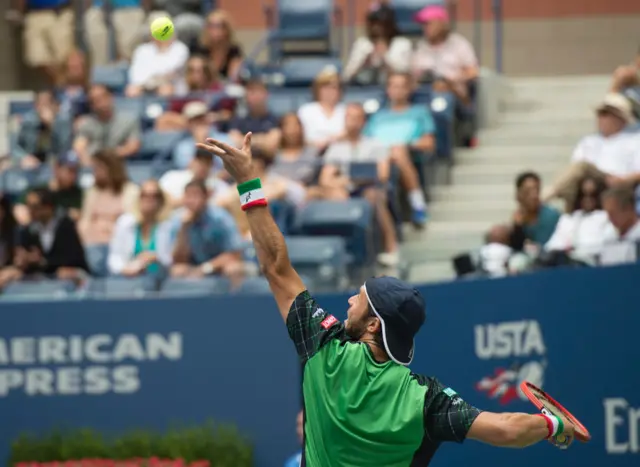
[237,178,268,211]
[538,411,564,438]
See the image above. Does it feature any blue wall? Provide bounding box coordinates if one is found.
[0,264,638,466]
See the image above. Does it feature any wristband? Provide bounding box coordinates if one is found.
[237,178,268,211]
[539,410,564,437]
[536,414,554,439]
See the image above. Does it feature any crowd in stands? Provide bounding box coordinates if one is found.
[2,1,480,294]
[473,58,640,277]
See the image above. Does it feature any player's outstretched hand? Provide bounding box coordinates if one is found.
[546,413,575,450]
[196,132,254,184]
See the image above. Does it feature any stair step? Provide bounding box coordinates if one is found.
[432,184,515,202]
[452,167,558,185]
[407,261,455,283]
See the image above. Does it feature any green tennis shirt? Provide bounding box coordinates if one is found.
[287,291,482,467]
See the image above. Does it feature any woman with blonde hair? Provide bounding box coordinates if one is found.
[297,69,346,150]
[191,10,243,81]
[107,179,174,277]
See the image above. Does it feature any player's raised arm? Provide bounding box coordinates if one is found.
[196,133,305,321]
[467,411,574,448]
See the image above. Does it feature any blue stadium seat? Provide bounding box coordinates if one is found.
[126,162,154,185]
[268,0,334,49]
[1,168,39,198]
[113,96,144,117]
[161,277,230,297]
[391,0,445,36]
[142,96,170,130]
[280,57,342,87]
[294,199,375,268]
[9,100,34,117]
[270,200,297,234]
[87,276,159,298]
[91,65,128,93]
[429,91,456,164]
[235,276,272,295]
[285,236,347,290]
[1,280,76,301]
[267,89,301,116]
[135,130,185,161]
[342,86,384,113]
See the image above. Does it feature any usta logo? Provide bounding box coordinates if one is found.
[474,320,546,405]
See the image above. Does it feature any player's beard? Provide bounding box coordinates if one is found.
[345,318,368,341]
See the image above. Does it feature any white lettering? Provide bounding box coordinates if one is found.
[0,340,8,364]
[146,333,182,361]
[475,321,545,359]
[113,366,140,393]
[113,335,145,362]
[25,369,54,395]
[85,335,112,363]
[11,338,36,364]
[604,398,640,454]
[56,367,82,395]
[39,336,66,364]
[0,370,24,396]
[84,366,110,395]
[69,335,83,363]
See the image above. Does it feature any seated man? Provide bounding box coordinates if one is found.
[73,84,142,165]
[14,151,84,226]
[15,90,72,169]
[160,149,230,208]
[364,72,433,227]
[228,80,281,155]
[545,93,640,209]
[172,101,231,169]
[320,103,399,267]
[14,188,88,282]
[170,180,243,280]
[600,185,640,265]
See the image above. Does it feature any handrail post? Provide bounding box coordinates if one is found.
[473,0,482,66]
[492,0,503,73]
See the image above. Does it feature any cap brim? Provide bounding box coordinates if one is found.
[363,283,415,366]
[595,104,633,123]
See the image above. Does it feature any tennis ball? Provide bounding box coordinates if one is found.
[150,17,174,41]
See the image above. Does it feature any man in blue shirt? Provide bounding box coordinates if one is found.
[170,180,243,279]
[364,72,434,227]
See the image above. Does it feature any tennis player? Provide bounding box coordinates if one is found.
[198,133,575,466]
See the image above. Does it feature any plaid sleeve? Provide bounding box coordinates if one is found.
[286,290,345,363]
[423,377,482,443]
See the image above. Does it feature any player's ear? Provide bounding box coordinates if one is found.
[368,317,381,334]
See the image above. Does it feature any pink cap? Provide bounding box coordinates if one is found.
[414,5,450,23]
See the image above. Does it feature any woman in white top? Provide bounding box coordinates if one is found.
[297,69,346,150]
[343,5,412,85]
[545,176,612,259]
[108,180,174,277]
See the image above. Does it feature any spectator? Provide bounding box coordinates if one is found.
[218,148,308,239]
[15,90,72,169]
[157,55,236,131]
[343,5,411,85]
[0,196,21,288]
[170,180,243,279]
[9,0,74,83]
[510,172,561,251]
[298,69,346,150]
[108,180,174,277]
[600,186,640,265]
[160,150,230,208]
[56,49,90,118]
[228,80,281,155]
[150,0,205,48]
[412,5,478,103]
[79,150,139,274]
[544,176,611,259]
[270,113,320,185]
[15,187,88,281]
[610,47,640,93]
[14,151,84,226]
[84,0,146,66]
[73,84,142,164]
[545,93,640,209]
[191,10,243,81]
[283,410,303,467]
[320,103,399,266]
[172,101,232,169]
[125,15,190,98]
[363,72,432,226]
[602,186,640,242]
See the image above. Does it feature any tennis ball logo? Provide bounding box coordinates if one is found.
[150,17,175,41]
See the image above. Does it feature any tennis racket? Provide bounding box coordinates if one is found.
[520,381,591,442]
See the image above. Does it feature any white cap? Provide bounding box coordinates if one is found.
[595,93,635,124]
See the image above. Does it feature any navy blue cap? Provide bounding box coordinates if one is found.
[363,276,426,365]
[57,150,80,168]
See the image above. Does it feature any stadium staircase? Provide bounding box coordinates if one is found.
[405,75,612,283]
